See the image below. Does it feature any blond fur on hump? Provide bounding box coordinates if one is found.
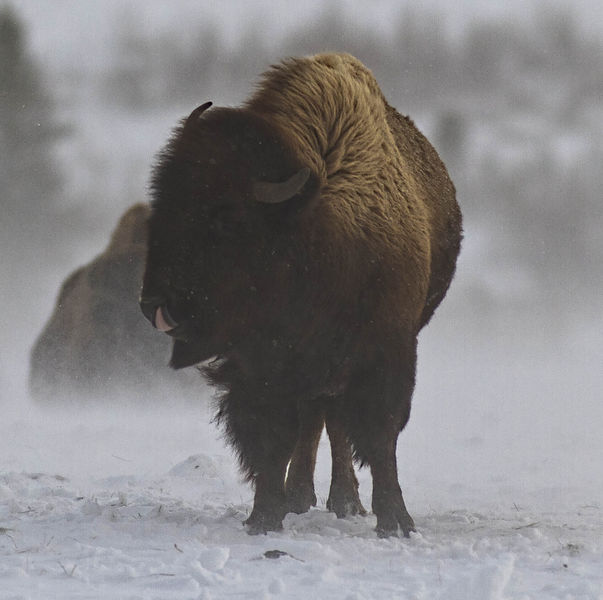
[248,53,387,179]
[247,53,431,324]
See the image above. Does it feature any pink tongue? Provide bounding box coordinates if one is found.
[155,306,175,332]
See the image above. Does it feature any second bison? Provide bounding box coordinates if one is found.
[140,53,462,536]
[30,204,198,402]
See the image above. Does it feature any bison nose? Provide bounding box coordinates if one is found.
[139,296,178,331]
[139,295,162,326]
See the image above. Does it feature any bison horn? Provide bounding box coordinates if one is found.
[254,167,311,204]
[183,101,213,131]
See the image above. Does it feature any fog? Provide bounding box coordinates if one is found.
[1,1,602,595]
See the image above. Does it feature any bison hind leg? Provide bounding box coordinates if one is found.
[285,397,367,518]
[326,480,366,519]
[284,480,317,516]
[285,399,324,514]
[325,403,366,518]
[344,349,417,538]
[285,461,318,516]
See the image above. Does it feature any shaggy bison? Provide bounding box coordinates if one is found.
[140,53,462,536]
[30,204,197,402]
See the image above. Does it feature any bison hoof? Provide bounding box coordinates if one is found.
[375,511,415,538]
[285,485,317,515]
[326,485,366,518]
[244,511,284,535]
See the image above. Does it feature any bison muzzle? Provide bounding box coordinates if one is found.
[140,53,462,537]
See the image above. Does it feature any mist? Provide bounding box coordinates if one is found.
[1,1,602,597]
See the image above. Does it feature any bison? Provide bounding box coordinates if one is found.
[30,204,198,402]
[140,53,462,536]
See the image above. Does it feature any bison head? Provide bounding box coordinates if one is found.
[140,103,320,369]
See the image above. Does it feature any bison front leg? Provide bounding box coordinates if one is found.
[246,465,291,534]
[218,388,298,534]
[346,351,417,538]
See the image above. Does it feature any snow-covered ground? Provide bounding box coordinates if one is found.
[2,318,602,599]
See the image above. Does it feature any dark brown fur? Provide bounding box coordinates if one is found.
[30,204,197,401]
[141,53,462,536]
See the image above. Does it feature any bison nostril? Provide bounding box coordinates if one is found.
[139,295,165,328]
[139,296,180,332]
[155,305,178,332]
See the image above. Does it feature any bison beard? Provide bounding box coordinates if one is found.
[140,53,462,537]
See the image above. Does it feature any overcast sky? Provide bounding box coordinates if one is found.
[11,0,603,69]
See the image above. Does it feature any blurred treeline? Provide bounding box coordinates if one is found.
[3,5,602,337]
[1,6,82,272]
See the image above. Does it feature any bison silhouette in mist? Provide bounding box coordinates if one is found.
[30,204,197,402]
[140,53,462,536]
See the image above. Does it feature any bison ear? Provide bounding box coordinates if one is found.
[169,340,206,369]
[254,167,319,206]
